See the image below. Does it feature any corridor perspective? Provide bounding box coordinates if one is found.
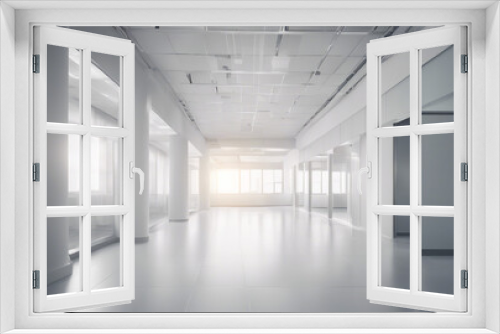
[43,25,457,313]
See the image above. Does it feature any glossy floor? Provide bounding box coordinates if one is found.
[49,206,453,312]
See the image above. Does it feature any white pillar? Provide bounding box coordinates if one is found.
[199,155,211,210]
[169,135,189,221]
[292,166,297,208]
[327,153,333,219]
[305,161,312,212]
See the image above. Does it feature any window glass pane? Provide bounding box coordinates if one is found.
[379,136,410,205]
[47,217,81,295]
[380,52,410,127]
[421,133,454,206]
[47,134,81,206]
[149,146,168,223]
[379,215,410,290]
[421,216,454,295]
[240,169,250,193]
[312,170,322,194]
[91,52,121,127]
[91,216,122,290]
[263,170,274,194]
[274,169,283,182]
[250,170,262,193]
[322,170,328,194]
[91,136,122,205]
[421,45,454,124]
[216,169,239,194]
[47,45,81,124]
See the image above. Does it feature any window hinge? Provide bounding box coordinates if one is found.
[461,270,468,289]
[33,54,40,73]
[33,163,40,182]
[461,162,468,182]
[32,270,40,289]
[461,54,468,73]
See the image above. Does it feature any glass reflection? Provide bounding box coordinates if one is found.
[91,52,121,127]
[47,217,81,295]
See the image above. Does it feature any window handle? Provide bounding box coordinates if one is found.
[357,161,372,195]
[129,162,145,195]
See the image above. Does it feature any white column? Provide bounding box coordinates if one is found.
[327,153,333,219]
[305,162,312,212]
[292,166,297,208]
[169,135,189,221]
[199,154,211,210]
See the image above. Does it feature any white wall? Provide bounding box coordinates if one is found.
[0,3,15,332]
[486,3,500,331]
[147,71,206,155]
[148,144,169,225]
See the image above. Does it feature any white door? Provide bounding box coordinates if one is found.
[33,26,139,312]
[366,26,467,312]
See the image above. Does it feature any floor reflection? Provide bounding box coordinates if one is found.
[49,206,439,313]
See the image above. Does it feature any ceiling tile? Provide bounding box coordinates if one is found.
[127,26,404,140]
[318,56,344,74]
[283,72,312,84]
[278,33,333,56]
[149,55,218,71]
[129,29,175,54]
[167,32,207,54]
[328,34,365,57]
[205,33,229,55]
[334,57,363,75]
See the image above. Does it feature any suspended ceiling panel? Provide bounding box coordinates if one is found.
[125,26,424,140]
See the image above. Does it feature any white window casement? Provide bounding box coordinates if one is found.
[33,26,137,312]
[1,1,499,334]
[366,26,467,312]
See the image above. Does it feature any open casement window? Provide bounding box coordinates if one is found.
[33,26,138,312]
[366,26,467,312]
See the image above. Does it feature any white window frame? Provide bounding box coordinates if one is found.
[366,26,467,312]
[32,26,136,312]
[3,2,496,333]
[262,169,283,194]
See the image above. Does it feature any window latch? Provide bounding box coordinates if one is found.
[357,161,372,195]
[129,162,145,195]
